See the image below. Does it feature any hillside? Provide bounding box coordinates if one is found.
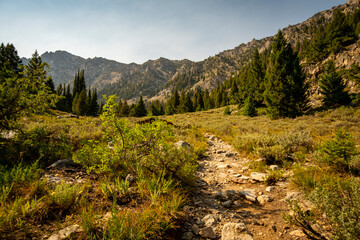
[22,0,360,102]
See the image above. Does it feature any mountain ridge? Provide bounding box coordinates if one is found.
[21,0,360,102]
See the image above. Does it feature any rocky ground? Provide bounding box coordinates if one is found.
[180,133,310,240]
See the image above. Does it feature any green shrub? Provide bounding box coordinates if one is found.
[318,129,358,173]
[0,161,40,188]
[223,106,231,115]
[310,177,360,239]
[0,127,71,167]
[74,95,198,185]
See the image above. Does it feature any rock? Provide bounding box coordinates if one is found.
[241,166,249,171]
[215,191,226,201]
[48,224,82,240]
[174,141,192,149]
[207,141,215,146]
[125,174,136,185]
[282,191,301,201]
[225,190,238,200]
[217,164,231,169]
[222,200,233,208]
[202,214,218,227]
[217,150,226,154]
[192,225,200,235]
[225,152,235,157]
[239,189,257,202]
[257,195,272,205]
[57,116,63,119]
[200,227,217,239]
[204,133,212,139]
[289,230,306,237]
[47,159,80,170]
[250,172,268,182]
[181,231,193,240]
[269,165,281,170]
[266,186,275,192]
[222,223,254,240]
[240,175,250,180]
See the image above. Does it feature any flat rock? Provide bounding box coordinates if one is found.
[266,186,275,192]
[257,195,272,205]
[269,165,281,170]
[239,189,257,202]
[289,230,306,237]
[47,159,80,170]
[217,164,231,169]
[48,224,82,240]
[222,223,254,240]
[250,172,268,182]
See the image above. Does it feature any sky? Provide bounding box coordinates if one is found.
[0,0,348,64]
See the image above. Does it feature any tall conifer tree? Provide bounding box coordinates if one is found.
[264,30,308,119]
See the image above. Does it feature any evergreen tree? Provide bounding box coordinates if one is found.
[320,60,351,108]
[242,94,257,117]
[90,88,99,116]
[134,96,147,117]
[177,90,187,113]
[0,44,57,130]
[73,69,86,97]
[119,99,130,117]
[193,88,204,111]
[25,50,54,94]
[203,89,213,110]
[0,43,22,78]
[117,99,123,116]
[326,9,356,54]
[248,48,265,106]
[264,30,309,119]
[73,89,87,116]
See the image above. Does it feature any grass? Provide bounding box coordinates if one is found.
[1,105,359,239]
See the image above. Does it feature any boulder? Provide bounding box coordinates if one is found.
[221,223,254,240]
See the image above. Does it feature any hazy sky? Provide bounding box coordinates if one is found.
[0,0,348,64]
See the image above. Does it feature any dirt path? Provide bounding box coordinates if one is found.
[180,133,308,240]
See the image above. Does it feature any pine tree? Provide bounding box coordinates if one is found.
[264,30,309,119]
[119,99,130,117]
[0,43,22,78]
[134,96,147,117]
[248,48,265,106]
[320,60,351,108]
[242,94,257,117]
[73,89,87,116]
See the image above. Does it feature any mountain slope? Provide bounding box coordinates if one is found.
[22,0,360,102]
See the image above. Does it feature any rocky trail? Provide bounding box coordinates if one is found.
[180,133,309,240]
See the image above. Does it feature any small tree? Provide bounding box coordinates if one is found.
[320,60,351,108]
